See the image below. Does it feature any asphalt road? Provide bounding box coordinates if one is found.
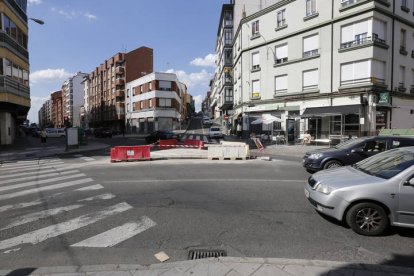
[1,156,414,270]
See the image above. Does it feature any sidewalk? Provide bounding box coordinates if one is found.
[2,257,414,275]
[251,144,328,158]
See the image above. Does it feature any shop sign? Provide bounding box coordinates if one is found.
[378,92,390,105]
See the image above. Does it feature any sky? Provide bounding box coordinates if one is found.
[27,0,228,123]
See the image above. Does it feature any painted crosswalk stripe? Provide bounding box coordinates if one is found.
[0,161,64,171]
[0,158,61,167]
[1,164,67,175]
[0,202,133,251]
[1,204,84,231]
[71,216,156,248]
[77,193,115,202]
[75,184,104,191]
[0,173,86,193]
[0,170,79,185]
[0,178,94,201]
[0,167,73,180]
[0,199,43,213]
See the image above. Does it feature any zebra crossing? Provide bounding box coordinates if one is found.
[181,134,222,144]
[0,157,156,253]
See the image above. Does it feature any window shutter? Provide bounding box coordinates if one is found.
[252,52,260,66]
[303,69,319,87]
[303,35,319,52]
[275,75,288,91]
[276,44,288,59]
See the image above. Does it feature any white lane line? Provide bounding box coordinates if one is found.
[0,173,85,192]
[0,161,64,171]
[2,164,67,175]
[81,157,95,162]
[0,170,79,185]
[1,204,83,231]
[0,167,73,180]
[75,184,104,191]
[0,202,133,251]
[203,136,208,143]
[71,216,156,248]
[0,178,94,201]
[77,193,115,202]
[74,154,83,158]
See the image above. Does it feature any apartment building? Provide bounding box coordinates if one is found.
[51,90,63,128]
[125,72,191,133]
[38,99,52,128]
[232,0,414,141]
[0,0,30,144]
[202,91,212,117]
[84,46,153,131]
[61,72,88,127]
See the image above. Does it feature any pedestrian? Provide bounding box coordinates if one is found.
[40,129,47,144]
[301,131,311,146]
[237,123,242,138]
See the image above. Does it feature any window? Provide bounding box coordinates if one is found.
[224,11,233,26]
[251,79,260,98]
[149,99,153,108]
[399,66,405,89]
[275,44,288,64]
[400,29,407,52]
[277,9,286,28]
[252,20,259,37]
[372,19,387,43]
[275,75,288,93]
[306,0,317,16]
[159,98,172,107]
[340,59,385,86]
[140,101,144,109]
[252,52,260,70]
[149,82,153,91]
[341,19,371,48]
[224,88,233,102]
[303,69,319,90]
[224,29,232,44]
[159,80,172,91]
[303,34,319,57]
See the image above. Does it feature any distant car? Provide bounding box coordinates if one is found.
[145,130,179,144]
[209,127,223,139]
[302,136,414,173]
[45,128,66,138]
[94,127,113,138]
[305,147,414,236]
[203,117,212,126]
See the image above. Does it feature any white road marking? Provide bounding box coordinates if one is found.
[105,179,303,183]
[0,202,133,251]
[2,164,67,175]
[0,161,64,171]
[1,204,83,231]
[0,178,94,201]
[77,193,115,202]
[7,158,60,165]
[0,170,79,185]
[0,167,73,179]
[0,200,42,213]
[0,173,86,193]
[71,216,156,248]
[82,157,95,162]
[75,184,104,191]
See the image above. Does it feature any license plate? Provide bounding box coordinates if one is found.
[304,189,310,198]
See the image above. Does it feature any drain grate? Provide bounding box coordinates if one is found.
[188,249,227,260]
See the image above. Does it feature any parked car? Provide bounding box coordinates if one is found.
[304,147,414,236]
[145,130,179,144]
[209,126,223,139]
[302,136,414,173]
[202,117,212,126]
[45,128,66,138]
[94,127,113,138]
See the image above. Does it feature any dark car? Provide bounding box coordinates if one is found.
[303,136,414,173]
[145,130,179,144]
[94,127,113,138]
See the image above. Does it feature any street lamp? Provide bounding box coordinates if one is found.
[29,18,44,25]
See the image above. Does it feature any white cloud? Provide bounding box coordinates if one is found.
[28,0,42,6]
[190,54,216,68]
[165,69,212,88]
[51,8,97,21]
[30,68,73,85]
[28,96,50,124]
[193,94,203,112]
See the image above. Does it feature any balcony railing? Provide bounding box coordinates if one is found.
[0,32,29,59]
[0,75,30,100]
[340,35,387,49]
[340,77,385,87]
[400,46,408,55]
[398,83,406,92]
[303,49,319,58]
[277,20,286,28]
[276,57,288,64]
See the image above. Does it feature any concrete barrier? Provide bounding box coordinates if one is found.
[207,142,250,160]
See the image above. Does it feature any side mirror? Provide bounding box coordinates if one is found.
[403,178,414,187]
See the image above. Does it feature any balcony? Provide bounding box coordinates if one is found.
[303,49,319,58]
[340,77,385,87]
[115,78,125,86]
[340,0,390,11]
[400,46,408,55]
[115,66,125,75]
[398,83,406,92]
[340,35,388,51]
[114,53,124,63]
[115,90,124,97]
[276,57,288,64]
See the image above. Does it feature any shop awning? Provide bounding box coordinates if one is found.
[301,105,361,118]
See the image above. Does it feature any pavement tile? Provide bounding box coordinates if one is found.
[38,274,86,276]
[86,271,133,276]
[224,270,243,276]
[184,262,232,276]
[131,269,169,276]
[251,264,291,276]
[282,264,331,276]
[220,262,262,276]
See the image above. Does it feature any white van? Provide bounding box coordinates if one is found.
[45,128,66,138]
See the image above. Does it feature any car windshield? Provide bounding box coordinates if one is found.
[334,138,365,149]
[210,128,220,131]
[353,149,414,179]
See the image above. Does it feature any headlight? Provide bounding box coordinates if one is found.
[308,153,323,159]
[315,183,333,194]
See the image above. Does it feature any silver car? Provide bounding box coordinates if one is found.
[304,147,414,236]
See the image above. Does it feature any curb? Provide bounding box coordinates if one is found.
[2,258,414,276]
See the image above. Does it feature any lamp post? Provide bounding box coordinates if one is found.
[29,18,44,25]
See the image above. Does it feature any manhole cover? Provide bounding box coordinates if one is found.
[188,249,227,260]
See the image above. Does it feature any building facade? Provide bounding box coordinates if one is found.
[84,46,153,131]
[51,90,63,128]
[0,0,30,144]
[125,72,191,133]
[62,72,88,127]
[38,98,52,128]
[231,0,414,142]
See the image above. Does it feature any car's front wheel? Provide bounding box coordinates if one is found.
[323,160,342,170]
[345,202,389,236]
